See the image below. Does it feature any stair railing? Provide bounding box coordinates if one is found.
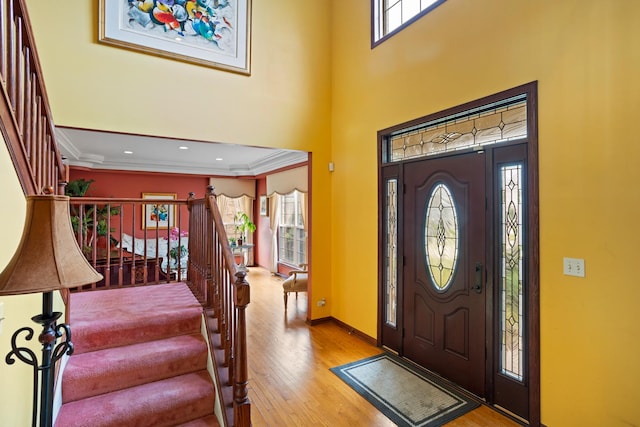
[0,0,65,197]
[67,197,191,291]
[188,186,251,426]
[1,0,69,312]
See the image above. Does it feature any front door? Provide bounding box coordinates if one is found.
[403,152,486,397]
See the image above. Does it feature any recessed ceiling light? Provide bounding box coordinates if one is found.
[215,157,223,161]
[179,146,189,150]
[124,150,133,154]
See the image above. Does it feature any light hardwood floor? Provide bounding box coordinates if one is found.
[245,267,522,427]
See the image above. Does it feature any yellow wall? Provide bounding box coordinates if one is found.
[0,134,36,426]
[25,0,334,319]
[329,1,640,426]
[4,1,638,426]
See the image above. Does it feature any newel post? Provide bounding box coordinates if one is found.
[233,270,251,426]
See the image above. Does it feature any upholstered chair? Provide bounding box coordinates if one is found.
[282,264,308,308]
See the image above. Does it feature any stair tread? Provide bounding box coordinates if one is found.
[70,283,203,354]
[63,334,208,403]
[56,371,215,427]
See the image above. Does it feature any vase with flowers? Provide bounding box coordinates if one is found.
[168,227,188,269]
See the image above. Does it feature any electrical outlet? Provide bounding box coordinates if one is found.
[563,257,585,278]
[317,298,326,307]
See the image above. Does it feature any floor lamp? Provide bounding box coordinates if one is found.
[0,190,103,427]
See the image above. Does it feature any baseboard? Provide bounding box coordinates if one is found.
[307,316,332,326]
[492,404,531,426]
[308,316,377,347]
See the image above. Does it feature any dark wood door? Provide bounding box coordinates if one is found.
[403,152,486,397]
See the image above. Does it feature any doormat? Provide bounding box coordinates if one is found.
[330,353,480,427]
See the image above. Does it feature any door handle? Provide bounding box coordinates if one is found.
[471,262,483,294]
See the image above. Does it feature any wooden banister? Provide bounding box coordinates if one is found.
[188,185,251,426]
[0,0,65,197]
[1,0,68,308]
[207,187,251,424]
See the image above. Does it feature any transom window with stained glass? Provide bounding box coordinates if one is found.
[383,95,528,163]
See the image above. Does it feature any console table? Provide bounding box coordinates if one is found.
[231,244,254,272]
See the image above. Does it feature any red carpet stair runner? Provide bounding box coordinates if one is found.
[55,283,220,427]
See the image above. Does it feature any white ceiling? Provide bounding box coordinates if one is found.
[56,127,308,176]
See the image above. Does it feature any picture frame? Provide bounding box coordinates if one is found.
[142,193,177,229]
[259,195,269,216]
[99,0,252,75]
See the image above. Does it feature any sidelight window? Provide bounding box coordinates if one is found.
[499,163,525,381]
[385,179,399,327]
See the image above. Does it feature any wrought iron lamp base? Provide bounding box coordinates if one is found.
[5,292,74,427]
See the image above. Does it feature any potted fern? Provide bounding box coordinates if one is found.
[234,212,256,246]
[66,178,120,258]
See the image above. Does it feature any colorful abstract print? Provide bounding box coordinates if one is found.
[126,0,236,52]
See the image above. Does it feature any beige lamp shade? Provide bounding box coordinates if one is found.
[0,193,103,295]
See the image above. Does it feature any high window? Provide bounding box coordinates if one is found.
[265,165,308,272]
[372,0,446,45]
[219,195,246,239]
[278,191,306,266]
[218,194,255,265]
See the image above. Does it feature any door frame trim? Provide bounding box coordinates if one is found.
[377,82,540,426]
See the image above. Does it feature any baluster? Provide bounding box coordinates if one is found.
[15,16,23,131]
[0,0,7,81]
[233,270,251,425]
[7,0,15,107]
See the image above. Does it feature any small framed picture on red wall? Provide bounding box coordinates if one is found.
[142,193,176,229]
[259,195,269,216]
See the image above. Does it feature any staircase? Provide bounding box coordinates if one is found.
[55,283,220,427]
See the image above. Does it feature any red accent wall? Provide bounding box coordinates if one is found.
[255,177,271,268]
[69,168,210,199]
[68,168,210,238]
[67,168,300,269]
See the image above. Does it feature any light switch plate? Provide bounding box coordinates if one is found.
[563,257,585,277]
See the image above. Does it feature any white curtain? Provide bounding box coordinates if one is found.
[268,194,281,273]
[300,192,307,231]
[300,192,308,264]
[217,195,232,225]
